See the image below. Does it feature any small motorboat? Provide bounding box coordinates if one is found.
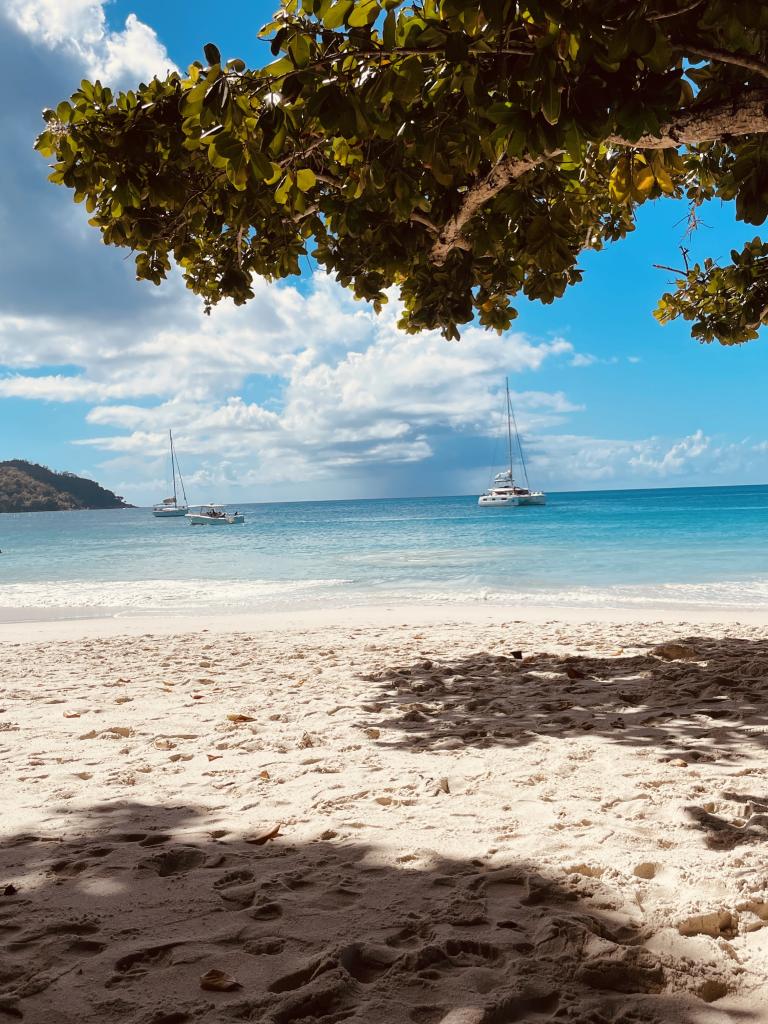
[187,504,245,525]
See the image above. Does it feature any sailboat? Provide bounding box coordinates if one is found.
[152,430,189,517]
[478,379,546,507]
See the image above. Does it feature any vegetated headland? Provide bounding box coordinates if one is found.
[0,459,130,513]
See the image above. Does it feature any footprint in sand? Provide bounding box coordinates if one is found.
[213,869,256,909]
[106,942,179,987]
[270,942,398,994]
[484,989,561,1023]
[249,899,283,921]
[138,847,208,877]
[385,922,436,949]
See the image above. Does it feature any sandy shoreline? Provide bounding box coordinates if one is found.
[3,599,768,642]
[1,609,767,1022]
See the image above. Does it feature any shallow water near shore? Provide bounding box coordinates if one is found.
[2,484,768,615]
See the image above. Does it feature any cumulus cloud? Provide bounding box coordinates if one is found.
[2,274,577,489]
[6,0,177,85]
[629,429,710,475]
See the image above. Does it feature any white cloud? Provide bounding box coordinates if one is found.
[0,373,116,402]
[570,352,599,367]
[7,261,765,500]
[6,1,177,85]
[5,274,575,488]
[6,0,105,48]
[569,352,620,368]
[629,429,710,475]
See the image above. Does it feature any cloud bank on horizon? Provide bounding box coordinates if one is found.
[2,0,767,503]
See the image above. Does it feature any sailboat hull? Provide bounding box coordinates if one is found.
[153,507,188,517]
[478,494,519,507]
[515,493,546,506]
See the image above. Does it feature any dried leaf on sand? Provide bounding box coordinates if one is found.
[200,968,241,991]
[245,824,282,845]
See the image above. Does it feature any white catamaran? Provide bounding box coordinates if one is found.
[478,379,546,507]
[152,430,189,517]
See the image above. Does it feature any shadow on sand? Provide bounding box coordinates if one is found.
[362,635,768,758]
[0,797,757,1024]
[361,636,768,853]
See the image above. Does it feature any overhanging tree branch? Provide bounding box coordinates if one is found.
[431,154,558,262]
[432,90,768,263]
[36,0,768,344]
[610,88,768,148]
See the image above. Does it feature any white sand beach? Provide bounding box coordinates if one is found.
[1,606,767,1023]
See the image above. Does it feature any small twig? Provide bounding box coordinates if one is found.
[653,262,689,275]
[292,204,318,222]
[649,0,705,20]
[313,172,342,188]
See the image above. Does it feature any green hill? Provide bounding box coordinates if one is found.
[0,460,131,513]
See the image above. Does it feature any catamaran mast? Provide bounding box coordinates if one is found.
[171,430,188,507]
[508,400,531,491]
[169,429,178,505]
[505,377,515,483]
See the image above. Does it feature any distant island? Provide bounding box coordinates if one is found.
[0,460,131,513]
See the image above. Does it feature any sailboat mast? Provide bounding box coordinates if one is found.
[505,377,515,483]
[508,400,531,490]
[169,429,177,505]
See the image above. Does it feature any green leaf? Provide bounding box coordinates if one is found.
[348,0,379,28]
[249,148,275,180]
[633,163,655,196]
[629,19,655,56]
[382,9,396,50]
[289,33,311,67]
[264,162,282,185]
[540,79,561,126]
[323,0,353,29]
[204,42,221,66]
[296,168,317,191]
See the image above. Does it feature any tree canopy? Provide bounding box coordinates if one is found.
[36,0,768,342]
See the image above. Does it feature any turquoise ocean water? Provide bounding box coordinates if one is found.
[2,486,768,616]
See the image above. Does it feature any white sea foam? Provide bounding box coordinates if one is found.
[0,577,352,611]
[2,575,768,613]
[381,579,768,610]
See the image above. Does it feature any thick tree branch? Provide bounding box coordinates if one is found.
[431,90,768,263]
[430,154,556,262]
[608,87,768,148]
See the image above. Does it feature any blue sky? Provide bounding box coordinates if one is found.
[2,0,768,504]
